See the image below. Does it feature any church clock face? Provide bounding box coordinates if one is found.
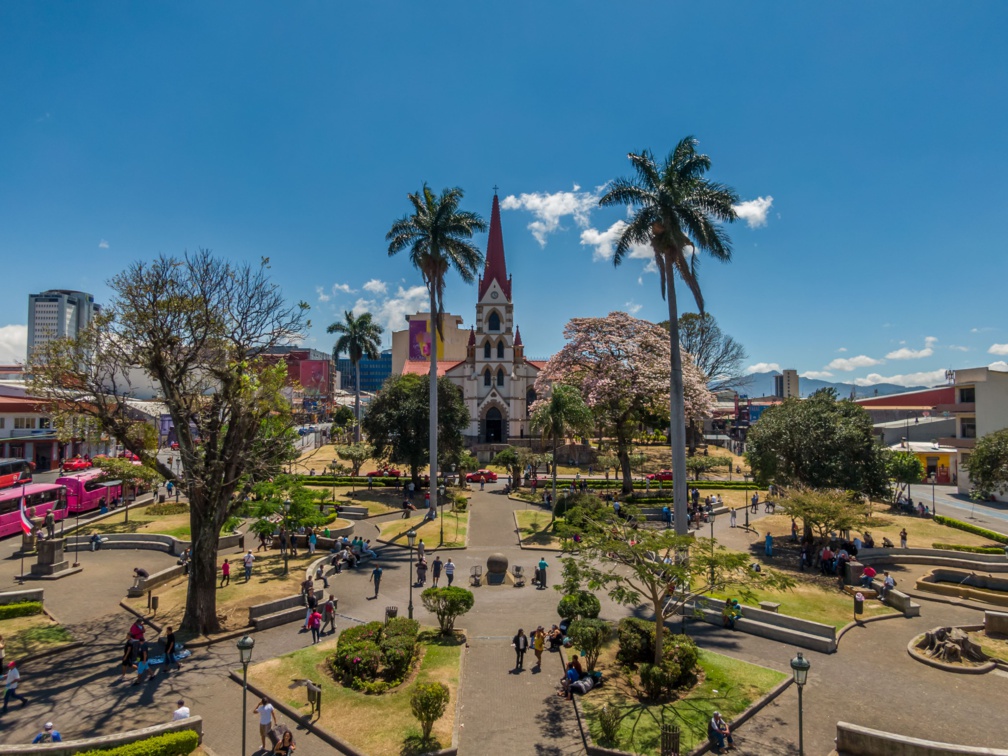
[490,291,499,299]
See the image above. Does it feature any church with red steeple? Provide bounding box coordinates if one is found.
[442,192,545,450]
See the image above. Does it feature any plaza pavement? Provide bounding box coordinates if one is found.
[0,484,1007,755]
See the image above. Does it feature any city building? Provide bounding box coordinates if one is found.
[939,366,1008,500]
[391,317,468,377]
[0,394,111,470]
[27,290,101,362]
[773,369,799,399]
[261,346,338,418]
[338,349,393,393]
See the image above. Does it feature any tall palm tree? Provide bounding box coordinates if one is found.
[386,184,486,487]
[530,384,593,521]
[600,137,738,535]
[327,310,384,443]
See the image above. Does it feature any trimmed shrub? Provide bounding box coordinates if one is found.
[0,601,43,620]
[616,617,654,667]
[596,703,623,746]
[557,590,601,622]
[410,681,450,740]
[78,730,199,756]
[421,586,474,635]
[334,639,382,685]
[567,619,611,672]
[663,634,699,688]
[146,502,188,516]
[331,618,419,691]
[934,516,1008,544]
[638,660,680,699]
[933,542,1006,554]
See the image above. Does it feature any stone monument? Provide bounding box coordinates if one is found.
[30,538,80,579]
[486,552,509,586]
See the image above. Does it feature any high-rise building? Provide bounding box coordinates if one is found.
[337,350,393,394]
[27,290,101,362]
[773,369,800,399]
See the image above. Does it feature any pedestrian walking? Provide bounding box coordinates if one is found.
[444,558,455,586]
[512,628,529,669]
[32,721,62,743]
[370,564,383,598]
[308,531,317,555]
[751,492,759,513]
[764,532,773,558]
[730,508,737,528]
[416,558,427,587]
[432,556,443,587]
[303,589,318,630]
[791,518,798,542]
[537,557,549,589]
[172,699,190,721]
[253,697,277,752]
[119,639,135,682]
[900,528,908,548]
[133,646,152,686]
[220,558,231,587]
[3,660,28,711]
[532,627,545,668]
[322,595,337,635]
[308,608,322,644]
[243,550,255,582]
[480,475,485,491]
[417,539,425,561]
[163,626,181,672]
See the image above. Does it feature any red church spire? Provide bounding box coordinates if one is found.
[513,326,522,346]
[478,192,512,301]
[467,326,476,346]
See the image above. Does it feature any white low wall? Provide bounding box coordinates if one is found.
[836,721,1008,756]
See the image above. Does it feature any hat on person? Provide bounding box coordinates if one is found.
[44,723,53,731]
[7,661,15,667]
[713,710,721,717]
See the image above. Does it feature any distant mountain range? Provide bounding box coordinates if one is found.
[740,371,928,400]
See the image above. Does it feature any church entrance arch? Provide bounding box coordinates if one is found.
[485,407,504,443]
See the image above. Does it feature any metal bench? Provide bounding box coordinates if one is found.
[470,565,482,586]
[512,565,526,587]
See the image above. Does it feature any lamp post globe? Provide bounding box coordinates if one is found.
[407,528,417,620]
[237,634,256,756]
[790,651,811,756]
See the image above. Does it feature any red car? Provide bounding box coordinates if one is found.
[62,457,92,472]
[466,469,498,483]
[119,450,140,461]
[366,468,401,478]
[169,441,179,450]
[646,470,674,482]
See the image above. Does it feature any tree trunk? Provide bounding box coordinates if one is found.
[666,265,688,536]
[354,361,362,443]
[428,291,439,491]
[181,491,227,635]
[617,434,633,494]
[652,591,666,665]
[552,431,559,516]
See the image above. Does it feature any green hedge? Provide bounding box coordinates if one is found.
[0,601,43,620]
[933,542,1006,554]
[933,515,1008,545]
[78,730,199,756]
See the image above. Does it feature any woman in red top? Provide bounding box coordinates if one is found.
[308,609,322,644]
[220,559,231,588]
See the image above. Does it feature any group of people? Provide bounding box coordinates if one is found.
[511,624,567,671]
[219,550,257,586]
[118,619,182,686]
[299,586,338,643]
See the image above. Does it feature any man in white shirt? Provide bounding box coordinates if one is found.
[172,699,190,720]
[254,696,277,751]
[2,660,27,711]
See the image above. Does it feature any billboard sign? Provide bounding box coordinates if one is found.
[408,317,444,361]
[299,360,330,397]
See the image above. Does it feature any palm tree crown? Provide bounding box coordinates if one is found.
[327,310,383,442]
[386,184,487,336]
[530,384,593,517]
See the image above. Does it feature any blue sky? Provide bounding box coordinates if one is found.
[2,2,1007,387]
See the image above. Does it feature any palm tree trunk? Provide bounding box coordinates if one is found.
[428,290,439,492]
[354,360,362,443]
[666,266,689,536]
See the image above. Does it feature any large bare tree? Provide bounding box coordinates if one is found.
[30,251,306,634]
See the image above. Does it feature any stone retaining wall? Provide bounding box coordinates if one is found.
[835,720,1008,756]
[0,588,44,606]
[0,716,202,756]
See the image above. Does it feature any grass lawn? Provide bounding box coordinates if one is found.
[582,644,785,754]
[0,613,74,658]
[377,511,469,549]
[970,630,1008,663]
[123,550,322,637]
[514,509,564,550]
[757,512,999,550]
[246,628,463,756]
[83,502,191,539]
[301,483,412,516]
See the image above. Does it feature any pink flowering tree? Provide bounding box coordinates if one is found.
[534,312,713,495]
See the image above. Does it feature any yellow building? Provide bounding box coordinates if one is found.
[888,440,958,484]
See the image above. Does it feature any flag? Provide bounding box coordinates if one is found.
[19,493,33,537]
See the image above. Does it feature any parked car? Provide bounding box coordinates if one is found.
[646,470,674,482]
[119,450,140,461]
[466,469,498,483]
[366,468,401,478]
[63,457,92,471]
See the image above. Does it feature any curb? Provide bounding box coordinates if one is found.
[906,624,996,674]
[835,609,906,646]
[512,510,564,553]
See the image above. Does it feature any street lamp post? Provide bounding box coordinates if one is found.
[407,529,417,619]
[237,634,255,756]
[790,651,811,756]
[930,473,936,516]
[438,483,446,546]
[282,499,292,576]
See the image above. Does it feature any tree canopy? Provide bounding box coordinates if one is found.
[530,383,593,509]
[887,450,925,503]
[29,251,304,633]
[664,312,749,393]
[535,312,713,493]
[777,487,872,541]
[361,373,469,483]
[965,428,1008,499]
[327,310,383,443]
[745,388,889,498]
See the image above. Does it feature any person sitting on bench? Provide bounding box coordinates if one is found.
[547,625,564,649]
[90,532,108,551]
[708,711,735,752]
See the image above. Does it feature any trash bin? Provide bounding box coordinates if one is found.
[854,596,864,614]
[159,494,166,503]
[151,595,160,612]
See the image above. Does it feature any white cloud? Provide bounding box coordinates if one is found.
[988,343,1008,356]
[362,279,387,295]
[744,362,781,375]
[331,283,355,295]
[623,301,642,315]
[989,361,1008,372]
[352,285,429,337]
[502,184,604,246]
[0,324,28,363]
[836,347,848,353]
[315,286,330,303]
[853,369,948,388]
[98,239,109,249]
[733,196,774,228]
[827,355,884,371]
[579,219,653,264]
[886,337,935,360]
[949,345,969,352]
[800,370,834,380]
[971,327,994,333]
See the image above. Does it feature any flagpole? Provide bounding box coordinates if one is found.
[19,484,27,584]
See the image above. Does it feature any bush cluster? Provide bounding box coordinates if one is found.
[78,730,199,756]
[146,502,189,516]
[557,590,601,622]
[933,542,1006,554]
[410,681,450,740]
[0,601,43,621]
[615,618,698,692]
[331,618,420,693]
[933,516,1008,545]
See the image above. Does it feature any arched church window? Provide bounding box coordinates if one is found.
[484,368,492,386]
[526,387,537,414]
[497,340,504,359]
[496,368,505,387]
[488,311,501,331]
[484,341,491,359]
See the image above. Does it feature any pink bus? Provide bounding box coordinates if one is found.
[0,484,67,539]
[57,470,122,515]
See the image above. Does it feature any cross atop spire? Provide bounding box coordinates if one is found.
[493,184,499,196]
[477,193,512,302]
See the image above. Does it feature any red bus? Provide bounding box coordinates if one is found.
[0,484,67,539]
[57,470,122,515]
[0,458,33,490]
